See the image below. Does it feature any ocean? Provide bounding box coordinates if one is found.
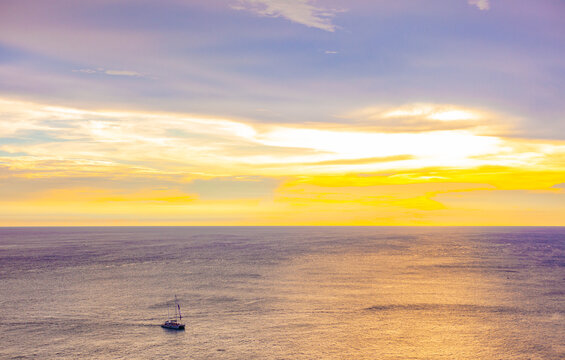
[0,227,563,359]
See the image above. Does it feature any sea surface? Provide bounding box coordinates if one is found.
[0,227,564,359]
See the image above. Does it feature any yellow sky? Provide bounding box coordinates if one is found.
[1,98,564,225]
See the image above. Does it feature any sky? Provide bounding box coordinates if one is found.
[0,0,564,225]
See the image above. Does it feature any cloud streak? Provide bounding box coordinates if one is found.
[72,68,145,77]
[343,103,513,135]
[231,0,342,32]
[468,0,490,11]
[304,155,415,166]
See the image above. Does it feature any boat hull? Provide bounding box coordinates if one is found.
[161,324,185,330]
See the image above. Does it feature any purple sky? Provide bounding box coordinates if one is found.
[1,0,563,138]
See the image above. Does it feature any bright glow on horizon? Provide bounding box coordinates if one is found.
[1,97,564,225]
[258,127,500,166]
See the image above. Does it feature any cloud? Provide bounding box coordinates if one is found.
[258,126,503,171]
[72,69,98,74]
[72,68,145,77]
[468,0,490,11]
[343,103,499,133]
[381,104,479,122]
[2,98,564,180]
[231,0,342,32]
[104,70,143,77]
[302,155,414,166]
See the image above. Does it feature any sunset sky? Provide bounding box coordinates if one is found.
[1,0,564,225]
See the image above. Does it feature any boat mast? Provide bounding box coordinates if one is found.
[174,295,179,321]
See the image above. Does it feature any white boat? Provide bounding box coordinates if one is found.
[161,296,185,330]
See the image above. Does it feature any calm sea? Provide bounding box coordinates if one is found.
[0,227,563,359]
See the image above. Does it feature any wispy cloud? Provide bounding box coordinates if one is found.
[72,68,145,77]
[343,103,504,134]
[2,98,564,179]
[231,0,342,32]
[301,155,414,166]
[468,0,490,11]
[72,69,98,74]
[104,70,143,77]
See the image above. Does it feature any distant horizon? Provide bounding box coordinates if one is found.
[2,225,564,228]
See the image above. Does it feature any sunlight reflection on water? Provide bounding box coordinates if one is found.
[0,227,563,359]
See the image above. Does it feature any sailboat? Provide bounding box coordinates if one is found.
[161,295,185,330]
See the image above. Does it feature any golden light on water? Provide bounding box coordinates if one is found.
[263,229,541,358]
